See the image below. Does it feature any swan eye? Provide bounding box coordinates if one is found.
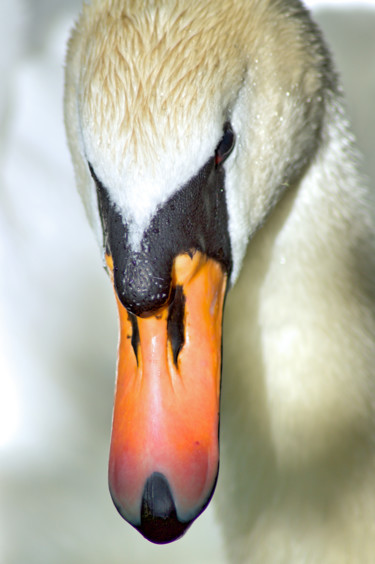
[215,122,235,166]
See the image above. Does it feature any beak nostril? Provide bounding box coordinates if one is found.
[127,312,140,364]
[167,285,186,366]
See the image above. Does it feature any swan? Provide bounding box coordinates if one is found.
[64,0,375,561]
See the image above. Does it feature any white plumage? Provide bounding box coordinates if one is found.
[64,1,375,561]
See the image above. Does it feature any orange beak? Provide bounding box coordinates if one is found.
[106,251,227,543]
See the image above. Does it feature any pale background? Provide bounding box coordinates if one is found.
[0,1,374,563]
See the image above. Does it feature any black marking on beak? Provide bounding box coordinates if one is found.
[128,312,140,364]
[139,472,191,544]
[89,121,233,315]
[167,285,186,366]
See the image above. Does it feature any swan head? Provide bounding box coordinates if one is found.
[64,0,328,543]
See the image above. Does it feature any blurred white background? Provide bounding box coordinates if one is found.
[0,1,374,563]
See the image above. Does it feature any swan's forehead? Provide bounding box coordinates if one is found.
[79,2,245,232]
[80,2,244,149]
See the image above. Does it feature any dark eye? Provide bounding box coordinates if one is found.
[215,122,235,166]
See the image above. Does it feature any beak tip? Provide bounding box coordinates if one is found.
[138,471,192,544]
[138,515,192,545]
[112,471,193,544]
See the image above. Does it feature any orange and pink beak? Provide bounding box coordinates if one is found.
[106,251,227,543]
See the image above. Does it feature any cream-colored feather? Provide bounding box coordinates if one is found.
[64,1,375,562]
